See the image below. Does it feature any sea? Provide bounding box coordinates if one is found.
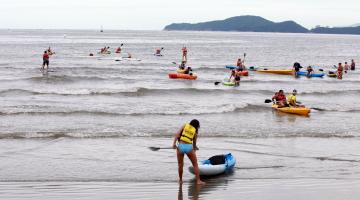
[0,29,359,200]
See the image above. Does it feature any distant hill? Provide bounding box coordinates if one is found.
[311,26,360,35]
[164,16,309,33]
[164,16,360,35]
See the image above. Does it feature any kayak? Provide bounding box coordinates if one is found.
[224,66,249,76]
[237,71,249,76]
[97,51,111,54]
[297,71,325,77]
[168,73,197,80]
[189,153,236,176]
[328,71,337,78]
[272,104,311,116]
[257,69,294,75]
[225,65,257,71]
[222,78,235,86]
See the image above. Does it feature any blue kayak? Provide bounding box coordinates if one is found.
[226,65,257,71]
[189,153,236,176]
[297,71,325,77]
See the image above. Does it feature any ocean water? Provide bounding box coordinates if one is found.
[0,29,359,199]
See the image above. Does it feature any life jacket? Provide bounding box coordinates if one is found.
[180,123,196,144]
[287,94,296,105]
[276,94,286,102]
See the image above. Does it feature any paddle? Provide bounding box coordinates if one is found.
[149,146,199,151]
[214,81,221,85]
[149,147,174,151]
[265,98,326,111]
[265,99,302,105]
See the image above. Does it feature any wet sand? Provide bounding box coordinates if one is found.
[0,137,359,199]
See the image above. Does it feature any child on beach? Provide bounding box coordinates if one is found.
[172,119,204,185]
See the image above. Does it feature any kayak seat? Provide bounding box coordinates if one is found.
[208,155,226,165]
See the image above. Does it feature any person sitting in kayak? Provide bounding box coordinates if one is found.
[155,47,164,55]
[184,67,193,75]
[272,90,287,107]
[306,66,314,77]
[287,90,303,107]
[351,59,355,70]
[293,62,302,76]
[179,61,186,70]
[337,63,343,79]
[229,70,236,80]
[236,58,245,71]
[172,119,204,185]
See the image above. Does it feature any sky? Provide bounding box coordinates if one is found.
[0,0,359,30]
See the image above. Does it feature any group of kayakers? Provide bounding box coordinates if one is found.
[272,89,303,108]
[293,60,356,79]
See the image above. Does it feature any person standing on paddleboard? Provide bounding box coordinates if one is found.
[181,46,188,63]
[172,119,204,185]
[42,51,50,70]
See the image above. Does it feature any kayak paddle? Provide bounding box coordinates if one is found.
[214,81,221,85]
[265,99,302,104]
[148,147,174,151]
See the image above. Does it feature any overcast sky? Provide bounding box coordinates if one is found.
[1,0,359,30]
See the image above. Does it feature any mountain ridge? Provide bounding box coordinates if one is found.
[164,16,360,35]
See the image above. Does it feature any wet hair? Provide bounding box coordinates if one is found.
[44,51,47,53]
[345,62,348,64]
[190,119,200,131]
[293,89,297,93]
[279,90,284,93]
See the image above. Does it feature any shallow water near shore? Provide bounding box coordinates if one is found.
[0,29,360,199]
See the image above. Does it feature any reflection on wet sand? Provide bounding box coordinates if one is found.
[178,174,232,200]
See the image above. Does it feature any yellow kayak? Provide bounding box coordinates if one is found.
[257,69,294,75]
[272,104,310,116]
[176,68,186,74]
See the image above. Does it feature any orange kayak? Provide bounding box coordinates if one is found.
[257,69,294,75]
[168,73,197,80]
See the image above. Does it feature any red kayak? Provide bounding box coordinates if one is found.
[237,71,249,76]
[168,73,197,80]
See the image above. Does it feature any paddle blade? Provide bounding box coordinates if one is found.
[214,81,221,85]
[264,99,272,103]
[148,147,160,151]
[172,62,177,65]
[319,69,324,72]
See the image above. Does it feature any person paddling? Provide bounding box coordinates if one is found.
[172,119,204,185]
[116,44,123,54]
[236,58,245,71]
[155,47,164,55]
[287,89,303,107]
[42,51,50,71]
[272,90,287,108]
[306,66,313,77]
[293,62,302,76]
[337,63,343,79]
[351,59,356,70]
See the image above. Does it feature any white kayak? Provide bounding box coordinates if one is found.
[189,153,236,176]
